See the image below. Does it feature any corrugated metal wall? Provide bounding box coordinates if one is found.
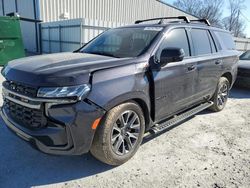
[2,0,16,14]
[41,18,125,53]
[0,0,39,53]
[234,37,250,52]
[39,0,198,54]
[41,19,84,53]
[39,0,197,23]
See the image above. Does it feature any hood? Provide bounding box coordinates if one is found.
[238,60,250,69]
[3,52,133,87]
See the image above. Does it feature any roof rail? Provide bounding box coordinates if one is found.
[135,16,190,24]
[190,19,211,26]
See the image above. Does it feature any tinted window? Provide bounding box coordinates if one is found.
[156,28,190,62]
[214,31,235,50]
[191,29,211,55]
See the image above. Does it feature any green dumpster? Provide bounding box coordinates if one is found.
[0,16,25,66]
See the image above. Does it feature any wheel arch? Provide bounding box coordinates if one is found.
[131,98,151,132]
[99,92,152,132]
[221,72,233,87]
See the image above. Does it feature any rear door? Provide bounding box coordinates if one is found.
[188,28,221,101]
[152,28,198,122]
[212,30,238,77]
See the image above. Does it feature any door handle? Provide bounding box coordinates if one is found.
[215,60,222,65]
[187,65,196,71]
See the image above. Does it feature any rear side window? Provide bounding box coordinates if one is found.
[191,29,211,55]
[156,28,190,61]
[214,31,235,50]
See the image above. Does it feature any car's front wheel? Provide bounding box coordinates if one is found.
[210,77,230,112]
[90,102,145,166]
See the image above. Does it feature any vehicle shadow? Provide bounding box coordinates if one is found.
[0,118,114,188]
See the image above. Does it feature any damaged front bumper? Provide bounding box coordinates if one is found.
[1,87,105,155]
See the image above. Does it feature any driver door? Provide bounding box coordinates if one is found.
[152,28,198,122]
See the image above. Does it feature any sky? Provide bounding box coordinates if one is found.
[163,0,250,37]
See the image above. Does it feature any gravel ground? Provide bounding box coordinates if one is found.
[0,73,249,188]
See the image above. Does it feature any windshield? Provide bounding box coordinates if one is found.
[80,27,162,58]
[240,50,250,60]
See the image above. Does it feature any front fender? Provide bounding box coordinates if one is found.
[87,63,151,112]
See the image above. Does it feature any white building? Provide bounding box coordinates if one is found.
[0,0,197,53]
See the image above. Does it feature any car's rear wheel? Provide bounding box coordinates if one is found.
[210,77,230,112]
[90,102,145,166]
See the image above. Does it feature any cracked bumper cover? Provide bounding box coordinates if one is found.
[1,101,105,155]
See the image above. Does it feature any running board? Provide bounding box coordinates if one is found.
[150,102,213,134]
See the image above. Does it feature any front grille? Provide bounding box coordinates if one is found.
[4,99,47,129]
[3,81,37,98]
[238,68,250,77]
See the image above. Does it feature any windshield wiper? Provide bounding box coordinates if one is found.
[85,51,120,58]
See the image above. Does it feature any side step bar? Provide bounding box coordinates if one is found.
[150,102,213,134]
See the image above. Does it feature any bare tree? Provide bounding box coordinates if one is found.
[222,0,246,37]
[173,0,224,27]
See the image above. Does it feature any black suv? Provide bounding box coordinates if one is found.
[1,17,238,165]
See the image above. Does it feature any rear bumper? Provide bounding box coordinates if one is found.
[1,101,105,155]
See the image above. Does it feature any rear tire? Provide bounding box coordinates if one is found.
[210,77,230,112]
[90,102,145,166]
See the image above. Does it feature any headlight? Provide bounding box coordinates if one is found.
[37,84,91,100]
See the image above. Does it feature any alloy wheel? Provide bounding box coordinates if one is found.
[217,83,228,108]
[111,110,141,156]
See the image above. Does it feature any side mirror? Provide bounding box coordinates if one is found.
[160,47,185,67]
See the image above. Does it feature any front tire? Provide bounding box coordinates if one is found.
[90,102,145,166]
[210,77,230,112]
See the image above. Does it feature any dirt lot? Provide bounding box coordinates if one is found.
[0,75,249,187]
